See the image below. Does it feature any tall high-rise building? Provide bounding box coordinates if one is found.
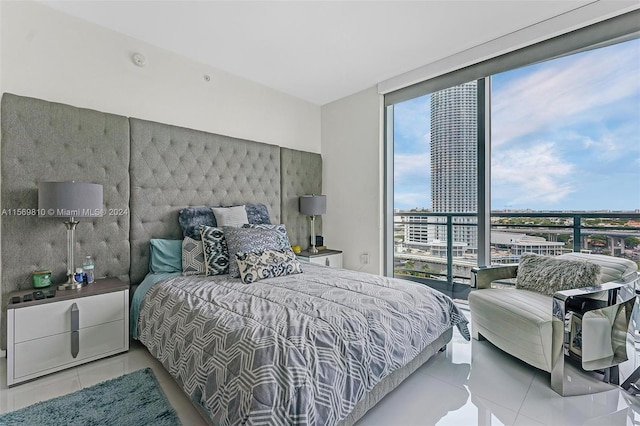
[429,81,478,251]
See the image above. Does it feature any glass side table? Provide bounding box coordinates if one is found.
[551,280,638,396]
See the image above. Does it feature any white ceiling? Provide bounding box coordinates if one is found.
[38,1,629,105]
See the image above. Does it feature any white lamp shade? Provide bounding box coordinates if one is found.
[38,182,103,218]
[299,195,326,215]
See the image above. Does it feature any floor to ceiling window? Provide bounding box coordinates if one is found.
[391,83,479,299]
[490,38,640,262]
[386,15,640,298]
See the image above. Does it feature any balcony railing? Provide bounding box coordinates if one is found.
[393,211,640,299]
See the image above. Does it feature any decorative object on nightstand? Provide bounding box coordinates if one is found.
[31,269,52,288]
[38,181,103,291]
[299,194,326,254]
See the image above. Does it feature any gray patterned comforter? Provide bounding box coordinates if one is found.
[137,264,469,425]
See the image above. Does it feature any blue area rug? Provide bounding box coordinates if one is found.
[0,368,181,425]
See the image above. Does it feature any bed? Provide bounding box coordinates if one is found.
[132,261,468,425]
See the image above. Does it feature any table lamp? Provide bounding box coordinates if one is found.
[38,181,103,290]
[299,194,326,254]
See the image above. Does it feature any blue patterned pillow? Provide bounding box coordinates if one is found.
[245,204,271,225]
[243,224,290,249]
[236,248,303,284]
[199,226,229,276]
[223,226,288,278]
[179,207,216,240]
[179,204,271,240]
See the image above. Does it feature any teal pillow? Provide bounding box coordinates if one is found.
[149,239,182,273]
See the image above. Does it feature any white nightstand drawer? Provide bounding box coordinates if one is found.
[297,249,343,269]
[13,291,125,343]
[309,253,343,268]
[14,320,126,380]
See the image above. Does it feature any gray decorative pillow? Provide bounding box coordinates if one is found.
[223,226,288,278]
[516,253,601,296]
[179,204,272,240]
[236,248,303,284]
[243,224,291,249]
[200,226,229,276]
[182,237,206,275]
[212,205,249,227]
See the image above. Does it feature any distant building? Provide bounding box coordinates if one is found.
[491,231,565,256]
[399,217,566,258]
[401,214,429,244]
[429,81,478,251]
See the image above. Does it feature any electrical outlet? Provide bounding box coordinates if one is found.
[360,253,370,264]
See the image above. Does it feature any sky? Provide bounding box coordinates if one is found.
[394,38,640,211]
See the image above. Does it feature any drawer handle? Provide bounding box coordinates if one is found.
[71,303,79,358]
[325,258,330,267]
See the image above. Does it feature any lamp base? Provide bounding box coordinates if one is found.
[309,246,319,254]
[57,275,83,291]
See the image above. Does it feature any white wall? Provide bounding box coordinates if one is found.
[0,1,321,152]
[321,87,382,274]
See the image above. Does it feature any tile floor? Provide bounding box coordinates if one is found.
[1,311,639,426]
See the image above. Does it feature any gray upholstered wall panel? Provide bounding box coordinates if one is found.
[129,118,281,285]
[1,93,130,349]
[280,148,322,250]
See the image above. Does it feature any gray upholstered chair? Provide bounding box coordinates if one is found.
[468,253,638,376]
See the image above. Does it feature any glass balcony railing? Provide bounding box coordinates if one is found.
[393,211,640,300]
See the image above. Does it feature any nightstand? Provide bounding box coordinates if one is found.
[6,277,129,386]
[297,249,343,268]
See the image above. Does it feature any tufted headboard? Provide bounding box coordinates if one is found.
[0,93,322,349]
[128,118,281,285]
[281,148,322,250]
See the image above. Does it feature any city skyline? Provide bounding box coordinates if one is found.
[394,38,640,212]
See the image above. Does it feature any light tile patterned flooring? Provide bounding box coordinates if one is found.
[1,310,639,425]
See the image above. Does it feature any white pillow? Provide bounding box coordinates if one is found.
[211,205,249,227]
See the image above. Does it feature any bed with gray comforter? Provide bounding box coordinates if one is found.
[134,263,469,425]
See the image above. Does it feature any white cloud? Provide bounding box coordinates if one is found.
[492,42,640,148]
[394,152,431,209]
[493,142,575,206]
[568,132,619,160]
[579,135,596,149]
[393,95,431,151]
[394,152,430,184]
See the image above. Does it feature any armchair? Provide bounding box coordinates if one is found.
[469,252,638,395]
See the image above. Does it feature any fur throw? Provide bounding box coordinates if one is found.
[516,253,601,296]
